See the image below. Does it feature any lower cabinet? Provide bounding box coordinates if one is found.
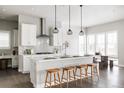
[18,54,57,73]
[12,56,18,68]
[19,55,31,73]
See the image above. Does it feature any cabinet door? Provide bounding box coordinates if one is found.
[21,24,36,46]
[13,29,18,47]
[12,56,18,68]
[28,25,36,46]
[23,57,30,73]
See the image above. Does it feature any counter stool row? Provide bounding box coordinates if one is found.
[44,63,99,88]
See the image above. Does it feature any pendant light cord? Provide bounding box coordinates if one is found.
[69,5,70,29]
[55,5,56,28]
[80,5,82,31]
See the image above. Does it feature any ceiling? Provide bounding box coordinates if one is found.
[0,5,124,27]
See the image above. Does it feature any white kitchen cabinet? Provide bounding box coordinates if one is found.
[13,29,18,47]
[18,55,31,73]
[21,24,36,46]
[12,56,18,68]
[18,54,58,73]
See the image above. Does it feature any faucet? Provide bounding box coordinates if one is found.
[62,41,69,56]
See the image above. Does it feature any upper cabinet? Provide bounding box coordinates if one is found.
[21,24,37,46]
[13,29,18,47]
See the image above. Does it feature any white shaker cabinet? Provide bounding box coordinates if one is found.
[13,29,18,47]
[18,55,31,73]
[21,24,36,46]
[12,56,18,68]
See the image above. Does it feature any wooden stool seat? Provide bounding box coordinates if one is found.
[61,66,75,87]
[44,68,61,88]
[47,68,60,73]
[75,64,88,80]
[87,63,99,80]
[87,63,95,66]
[63,66,75,71]
[76,64,87,68]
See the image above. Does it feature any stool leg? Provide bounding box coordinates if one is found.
[97,66,100,80]
[54,72,56,85]
[50,73,52,88]
[57,71,61,87]
[69,71,71,82]
[91,66,94,80]
[67,71,69,88]
[85,66,88,78]
[75,68,78,86]
[85,65,88,79]
[44,72,48,87]
[61,70,64,83]
[80,68,82,79]
[73,70,75,80]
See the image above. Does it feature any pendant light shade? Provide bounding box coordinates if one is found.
[79,30,84,36]
[67,29,73,35]
[67,5,73,35]
[53,5,59,33]
[79,5,84,36]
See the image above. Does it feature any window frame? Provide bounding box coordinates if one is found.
[86,31,118,57]
[86,34,95,55]
[0,31,11,49]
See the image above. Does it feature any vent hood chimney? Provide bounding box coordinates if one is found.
[37,18,49,38]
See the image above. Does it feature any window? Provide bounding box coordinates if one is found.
[86,31,118,57]
[79,36,86,56]
[96,33,105,55]
[0,31,10,49]
[87,34,95,55]
[106,31,117,57]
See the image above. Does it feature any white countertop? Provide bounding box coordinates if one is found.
[30,55,93,88]
[0,55,17,59]
[36,56,93,63]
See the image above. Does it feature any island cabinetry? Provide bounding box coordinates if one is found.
[30,56,93,88]
[18,54,57,73]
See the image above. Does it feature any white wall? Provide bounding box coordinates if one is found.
[55,24,80,56]
[87,19,124,66]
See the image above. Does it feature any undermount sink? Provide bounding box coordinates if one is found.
[72,55,82,57]
[60,56,72,58]
[43,57,56,60]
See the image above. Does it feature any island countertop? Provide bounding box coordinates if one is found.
[30,56,93,88]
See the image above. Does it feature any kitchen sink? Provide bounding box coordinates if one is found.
[60,56,72,58]
[72,55,82,57]
[43,57,56,60]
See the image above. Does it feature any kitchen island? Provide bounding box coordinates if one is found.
[30,56,93,88]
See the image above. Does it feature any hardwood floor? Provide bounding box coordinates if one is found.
[0,66,124,88]
[0,68,33,88]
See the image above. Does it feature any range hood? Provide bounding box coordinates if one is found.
[37,18,49,38]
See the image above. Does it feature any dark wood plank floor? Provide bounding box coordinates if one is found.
[0,66,124,88]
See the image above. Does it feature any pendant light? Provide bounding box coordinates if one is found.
[53,5,59,33]
[67,5,73,35]
[79,5,84,36]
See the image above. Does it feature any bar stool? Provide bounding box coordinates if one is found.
[75,64,88,80]
[44,68,61,88]
[87,63,99,80]
[61,66,75,87]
